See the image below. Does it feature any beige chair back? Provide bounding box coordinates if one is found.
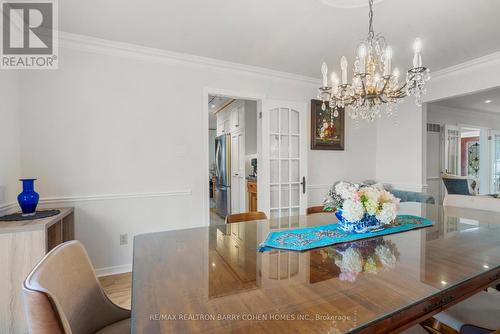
[23,240,130,334]
[307,206,335,215]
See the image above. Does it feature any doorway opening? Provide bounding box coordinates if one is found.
[459,127,480,179]
[208,95,259,226]
[425,86,500,203]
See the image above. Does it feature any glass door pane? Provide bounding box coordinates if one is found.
[445,125,460,175]
[269,107,302,227]
[492,133,500,193]
[262,100,307,224]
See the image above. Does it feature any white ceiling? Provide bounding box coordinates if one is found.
[60,0,500,78]
[433,86,500,114]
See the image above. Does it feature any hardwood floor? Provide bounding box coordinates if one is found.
[99,272,132,309]
[210,209,225,225]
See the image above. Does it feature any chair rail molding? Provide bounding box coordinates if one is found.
[38,190,192,204]
[0,190,192,214]
[307,184,332,190]
[58,31,321,86]
[0,202,17,214]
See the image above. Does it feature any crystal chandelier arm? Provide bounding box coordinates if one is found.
[361,78,367,106]
[391,83,408,98]
[379,77,390,95]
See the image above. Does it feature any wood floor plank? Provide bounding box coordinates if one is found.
[99,272,132,310]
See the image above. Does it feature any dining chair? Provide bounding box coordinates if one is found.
[432,291,500,334]
[225,211,267,224]
[306,206,335,215]
[23,240,131,334]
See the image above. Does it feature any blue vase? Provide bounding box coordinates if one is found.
[17,179,39,216]
[335,209,384,233]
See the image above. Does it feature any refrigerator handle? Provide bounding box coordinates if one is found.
[215,142,220,178]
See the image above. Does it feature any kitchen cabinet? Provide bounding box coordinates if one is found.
[216,109,231,136]
[230,101,244,133]
[247,180,257,212]
[216,100,245,136]
[231,131,245,213]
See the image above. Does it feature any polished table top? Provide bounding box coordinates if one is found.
[132,203,500,333]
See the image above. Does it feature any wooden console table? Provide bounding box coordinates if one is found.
[0,207,74,334]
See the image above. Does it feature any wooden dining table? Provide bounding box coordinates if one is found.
[131,203,500,333]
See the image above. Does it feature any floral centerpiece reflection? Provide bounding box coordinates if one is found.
[320,238,400,282]
[324,182,401,233]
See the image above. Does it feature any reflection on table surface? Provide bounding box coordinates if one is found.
[132,203,500,333]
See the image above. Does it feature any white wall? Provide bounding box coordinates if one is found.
[244,100,257,156]
[244,100,257,180]
[0,71,21,214]
[426,127,442,203]
[13,39,378,272]
[375,99,424,191]
[308,117,377,205]
[208,129,216,175]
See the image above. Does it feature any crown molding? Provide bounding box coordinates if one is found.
[59,31,321,86]
[432,51,500,80]
[58,32,500,88]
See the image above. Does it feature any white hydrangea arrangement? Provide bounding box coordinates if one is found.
[324,181,400,225]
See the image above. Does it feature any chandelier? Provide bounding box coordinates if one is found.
[317,0,430,121]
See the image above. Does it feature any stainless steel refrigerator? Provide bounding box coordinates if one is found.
[215,134,231,218]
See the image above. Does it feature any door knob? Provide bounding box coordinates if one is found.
[300,177,306,194]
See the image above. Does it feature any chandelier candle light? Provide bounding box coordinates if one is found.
[318,0,430,121]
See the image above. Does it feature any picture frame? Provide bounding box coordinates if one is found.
[310,99,345,150]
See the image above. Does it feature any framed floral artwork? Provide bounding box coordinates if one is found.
[310,99,345,150]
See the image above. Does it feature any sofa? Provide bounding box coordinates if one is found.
[361,180,435,204]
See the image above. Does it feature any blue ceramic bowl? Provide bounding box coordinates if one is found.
[335,209,385,234]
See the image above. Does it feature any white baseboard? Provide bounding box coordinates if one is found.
[95,264,132,277]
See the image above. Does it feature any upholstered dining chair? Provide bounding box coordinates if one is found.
[432,290,500,334]
[225,211,267,224]
[306,206,335,215]
[23,240,130,334]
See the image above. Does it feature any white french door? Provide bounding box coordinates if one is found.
[258,100,308,226]
[443,124,460,175]
[491,130,500,194]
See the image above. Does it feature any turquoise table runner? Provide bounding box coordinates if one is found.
[258,215,433,252]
